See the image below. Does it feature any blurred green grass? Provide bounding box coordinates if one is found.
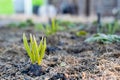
[0,0,14,14]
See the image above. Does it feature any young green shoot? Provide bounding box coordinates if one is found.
[23,33,47,65]
[85,33,120,44]
[45,18,58,36]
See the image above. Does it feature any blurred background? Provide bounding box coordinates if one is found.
[0,0,120,24]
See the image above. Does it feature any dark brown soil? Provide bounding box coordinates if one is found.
[0,27,120,80]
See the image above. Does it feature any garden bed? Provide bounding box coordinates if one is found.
[0,21,120,80]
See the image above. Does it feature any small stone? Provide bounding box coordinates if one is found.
[60,62,66,67]
[115,66,120,71]
[64,73,69,78]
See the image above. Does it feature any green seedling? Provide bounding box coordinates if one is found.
[76,30,87,37]
[18,22,28,28]
[36,19,83,36]
[101,20,119,34]
[56,19,76,27]
[112,20,119,34]
[35,24,44,30]
[92,20,97,25]
[85,33,120,44]
[23,33,46,65]
[26,19,34,26]
[8,19,34,28]
[7,23,17,28]
[44,19,58,36]
[19,19,34,28]
[107,23,114,34]
[35,19,60,36]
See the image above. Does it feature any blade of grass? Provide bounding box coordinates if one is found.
[30,34,36,63]
[23,33,33,63]
[39,37,46,64]
[33,35,40,65]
